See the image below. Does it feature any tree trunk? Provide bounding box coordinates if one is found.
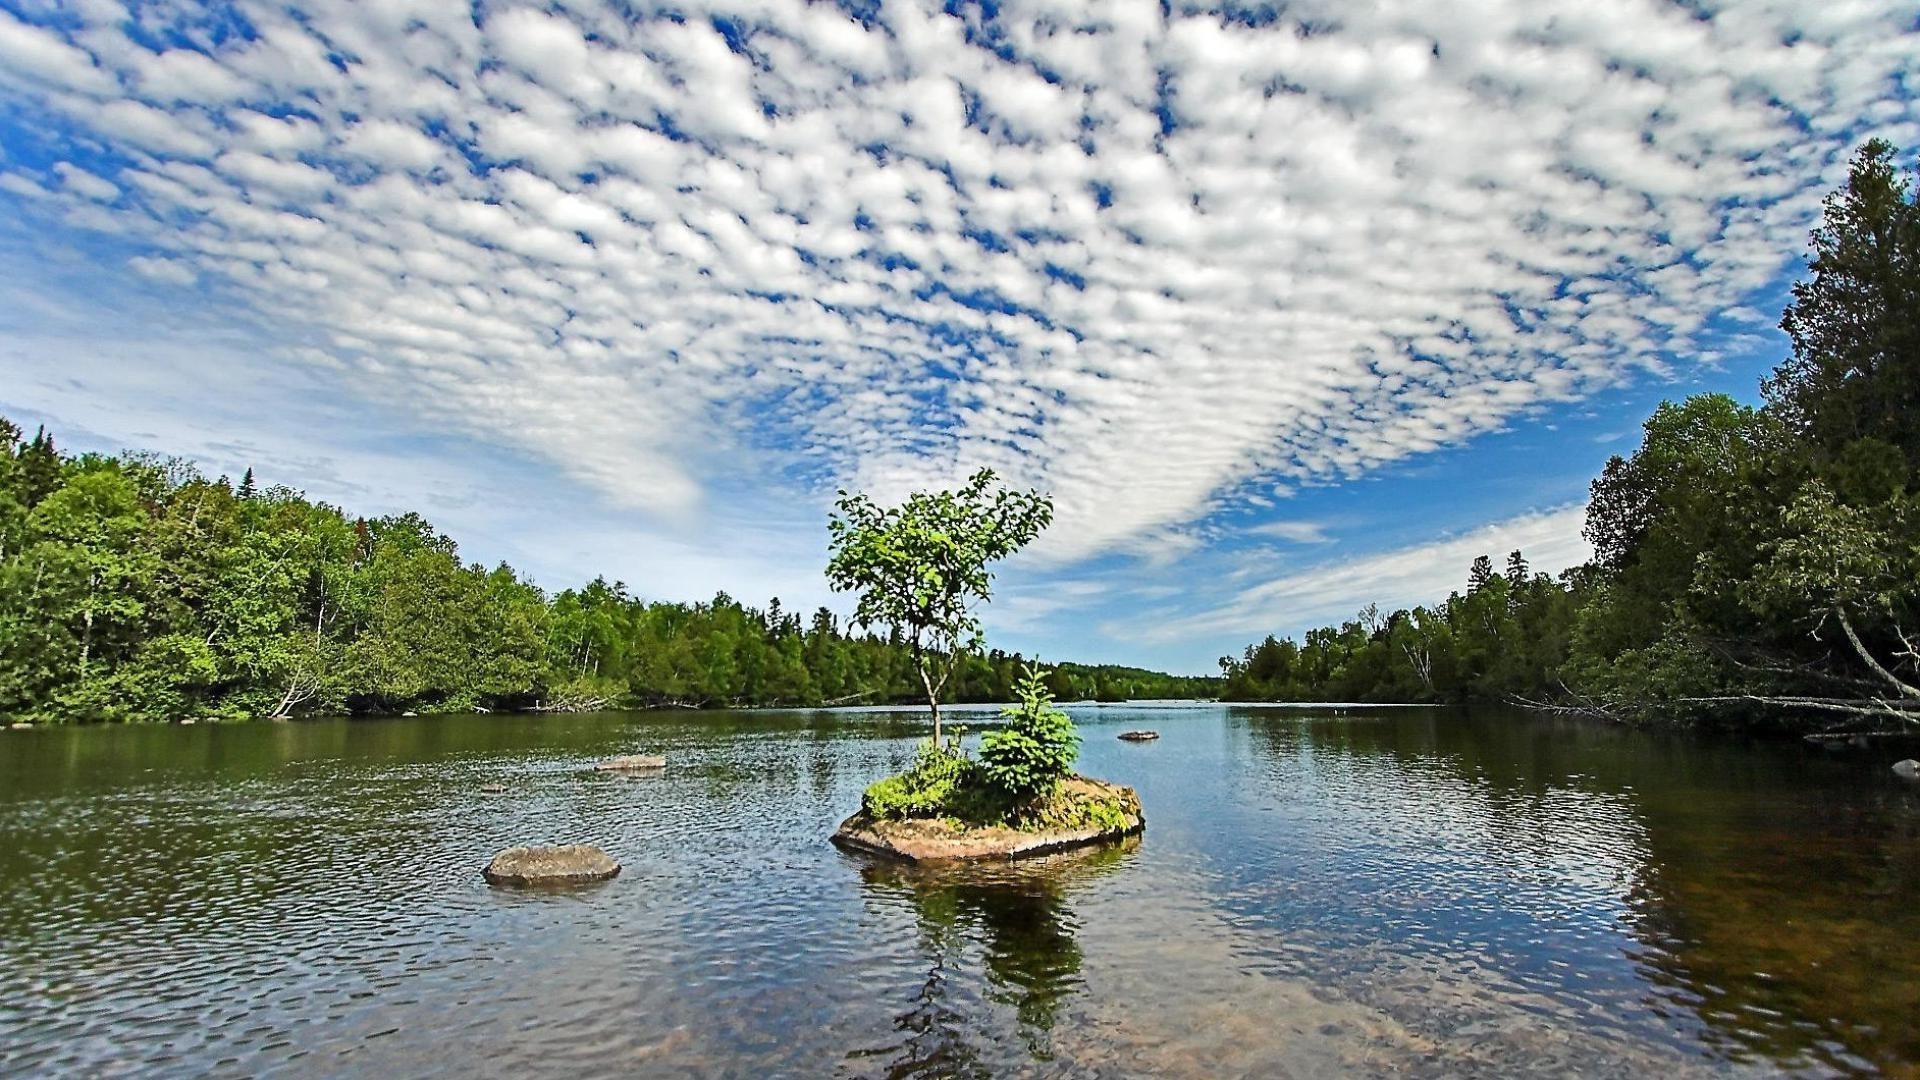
[919,662,941,744]
[912,642,941,744]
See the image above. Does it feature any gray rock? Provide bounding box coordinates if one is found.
[595,754,666,771]
[1893,759,1920,781]
[483,844,620,886]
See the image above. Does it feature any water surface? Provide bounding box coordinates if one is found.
[2,704,1917,1077]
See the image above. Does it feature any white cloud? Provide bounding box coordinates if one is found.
[1247,520,1332,545]
[53,162,119,202]
[126,255,197,286]
[0,0,1913,567]
[0,10,116,95]
[1136,505,1595,643]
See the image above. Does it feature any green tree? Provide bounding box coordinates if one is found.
[978,665,1080,801]
[826,468,1052,742]
[1767,139,1920,465]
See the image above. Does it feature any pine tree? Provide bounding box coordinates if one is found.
[17,427,62,509]
[1468,554,1496,593]
[1505,550,1530,591]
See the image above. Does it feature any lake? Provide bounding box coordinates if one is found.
[1,704,1917,1077]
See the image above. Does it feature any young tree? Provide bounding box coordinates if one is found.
[826,468,1052,742]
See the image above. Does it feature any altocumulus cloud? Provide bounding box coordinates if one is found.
[0,0,1917,572]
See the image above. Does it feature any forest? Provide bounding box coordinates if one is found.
[1221,140,1920,730]
[0,434,1213,724]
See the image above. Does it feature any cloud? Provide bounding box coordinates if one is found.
[126,255,197,286]
[1136,505,1594,643]
[1247,520,1332,545]
[0,0,1913,568]
[0,10,116,95]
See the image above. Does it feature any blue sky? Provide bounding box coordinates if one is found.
[0,0,1916,674]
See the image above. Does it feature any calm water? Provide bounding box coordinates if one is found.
[2,704,1918,1078]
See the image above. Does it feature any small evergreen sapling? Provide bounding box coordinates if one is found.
[979,664,1080,802]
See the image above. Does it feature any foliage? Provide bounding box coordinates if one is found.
[1767,138,1920,467]
[978,665,1081,802]
[862,738,976,821]
[827,468,1052,741]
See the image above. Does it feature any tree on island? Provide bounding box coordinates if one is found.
[825,468,1052,744]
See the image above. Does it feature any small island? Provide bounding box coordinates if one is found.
[833,668,1144,862]
[822,471,1144,863]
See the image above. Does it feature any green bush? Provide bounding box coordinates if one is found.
[862,738,974,820]
[978,665,1080,801]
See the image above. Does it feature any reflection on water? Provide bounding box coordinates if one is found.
[1,705,1917,1077]
[852,840,1135,1076]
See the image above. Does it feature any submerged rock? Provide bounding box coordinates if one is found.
[1894,759,1920,781]
[595,754,666,772]
[1118,730,1159,742]
[482,844,620,886]
[832,776,1144,864]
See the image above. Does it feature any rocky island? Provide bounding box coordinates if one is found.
[831,667,1143,864]
[833,774,1143,863]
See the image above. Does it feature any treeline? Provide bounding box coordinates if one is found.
[0,432,1212,724]
[1219,553,1583,705]
[1223,140,1920,729]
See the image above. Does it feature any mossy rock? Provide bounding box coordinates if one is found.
[832,776,1143,864]
[482,844,621,886]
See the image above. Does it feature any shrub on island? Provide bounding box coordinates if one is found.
[837,666,1143,861]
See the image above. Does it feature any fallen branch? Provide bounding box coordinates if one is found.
[1676,694,1920,724]
[1832,608,1920,700]
[534,695,611,713]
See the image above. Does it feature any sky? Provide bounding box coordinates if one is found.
[0,0,1916,674]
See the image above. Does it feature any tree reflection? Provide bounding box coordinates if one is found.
[849,838,1137,1077]
[1233,705,1920,1074]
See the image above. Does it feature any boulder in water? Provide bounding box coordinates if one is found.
[595,754,666,772]
[1894,759,1920,781]
[483,844,620,886]
[1118,730,1159,742]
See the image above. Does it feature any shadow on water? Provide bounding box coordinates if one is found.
[845,837,1139,1078]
